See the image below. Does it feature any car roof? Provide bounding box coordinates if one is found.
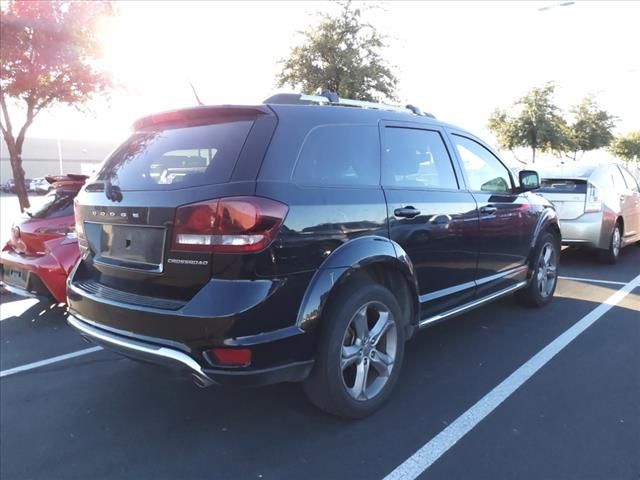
[264,103,478,139]
[141,102,470,135]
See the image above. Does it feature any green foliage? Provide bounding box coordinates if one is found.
[0,0,113,210]
[276,1,397,102]
[564,96,616,160]
[609,130,640,162]
[487,82,568,163]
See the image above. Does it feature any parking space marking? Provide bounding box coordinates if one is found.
[558,275,627,286]
[383,273,640,480]
[0,346,103,378]
[0,298,40,321]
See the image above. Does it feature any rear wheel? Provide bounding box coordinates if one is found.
[600,222,622,264]
[303,282,406,418]
[516,232,559,308]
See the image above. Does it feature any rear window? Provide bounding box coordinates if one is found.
[95,120,254,191]
[538,179,587,193]
[26,189,76,219]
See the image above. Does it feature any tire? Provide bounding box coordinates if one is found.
[303,281,407,419]
[516,232,560,308]
[599,222,622,265]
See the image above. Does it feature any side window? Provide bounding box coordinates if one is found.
[619,166,640,192]
[293,125,379,187]
[382,127,458,189]
[610,166,628,191]
[452,135,512,193]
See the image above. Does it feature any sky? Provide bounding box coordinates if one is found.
[13,0,640,163]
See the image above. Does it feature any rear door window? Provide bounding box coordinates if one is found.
[293,125,380,187]
[95,120,254,191]
[619,166,640,192]
[382,127,459,190]
[609,165,628,191]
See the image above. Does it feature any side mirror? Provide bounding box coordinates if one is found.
[519,170,540,192]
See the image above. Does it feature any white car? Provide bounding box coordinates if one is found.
[537,163,640,263]
[29,177,52,195]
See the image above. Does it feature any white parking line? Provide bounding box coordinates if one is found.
[383,273,640,480]
[558,275,627,286]
[0,298,40,321]
[0,346,103,378]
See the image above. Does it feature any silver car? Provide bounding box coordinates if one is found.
[537,163,640,263]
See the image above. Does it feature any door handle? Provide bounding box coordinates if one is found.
[394,206,421,218]
[479,205,498,215]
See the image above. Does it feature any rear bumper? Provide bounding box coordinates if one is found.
[66,262,317,386]
[0,249,61,302]
[559,212,610,249]
[68,313,314,387]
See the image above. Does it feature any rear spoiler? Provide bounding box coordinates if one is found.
[133,105,272,130]
[45,174,89,184]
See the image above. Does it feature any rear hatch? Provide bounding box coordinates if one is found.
[9,188,78,255]
[73,106,278,305]
[537,178,588,220]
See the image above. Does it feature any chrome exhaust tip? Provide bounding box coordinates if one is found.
[191,373,215,388]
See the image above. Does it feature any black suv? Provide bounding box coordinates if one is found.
[68,94,560,418]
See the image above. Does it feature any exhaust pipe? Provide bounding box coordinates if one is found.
[191,373,215,388]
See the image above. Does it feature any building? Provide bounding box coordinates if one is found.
[0,137,118,182]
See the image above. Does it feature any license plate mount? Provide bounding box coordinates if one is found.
[3,266,29,289]
[91,223,166,272]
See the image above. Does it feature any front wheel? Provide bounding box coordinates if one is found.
[516,232,559,308]
[303,282,406,418]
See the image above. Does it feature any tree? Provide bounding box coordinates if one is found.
[276,1,397,102]
[488,82,568,164]
[563,96,616,161]
[609,130,640,163]
[0,0,113,211]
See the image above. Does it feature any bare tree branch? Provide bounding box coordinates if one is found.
[0,92,14,138]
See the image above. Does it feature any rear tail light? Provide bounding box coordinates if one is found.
[74,201,85,238]
[584,183,602,213]
[34,225,74,237]
[74,201,88,253]
[172,196,288,253]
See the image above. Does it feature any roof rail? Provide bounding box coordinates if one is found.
[263,92,436,118]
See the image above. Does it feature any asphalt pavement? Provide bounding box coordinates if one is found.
[1,246,639,480]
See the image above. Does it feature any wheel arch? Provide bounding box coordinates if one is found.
[526,207,561,269]
[530,208,561,249]
[295,236,420,337]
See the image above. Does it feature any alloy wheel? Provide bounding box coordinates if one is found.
[340,301,397,401]
[536,242,557,298]
[612,226,621,258]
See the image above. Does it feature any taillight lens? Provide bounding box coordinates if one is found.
[585,183,602,213]
[172,196,288,253]
[74,201,85,238]
[74,201,88,253]
[35,225,74,237]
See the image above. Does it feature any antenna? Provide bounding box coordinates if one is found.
[188,79,204,106]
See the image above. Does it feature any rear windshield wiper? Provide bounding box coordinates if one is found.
[85,181,105,192]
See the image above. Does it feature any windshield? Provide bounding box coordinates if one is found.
[94,120,254,191]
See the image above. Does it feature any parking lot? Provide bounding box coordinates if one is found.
[0,245,638,480]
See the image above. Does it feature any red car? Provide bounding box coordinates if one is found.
[1,174,87,304]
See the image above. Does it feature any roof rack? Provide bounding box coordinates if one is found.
[263,92,436,118]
